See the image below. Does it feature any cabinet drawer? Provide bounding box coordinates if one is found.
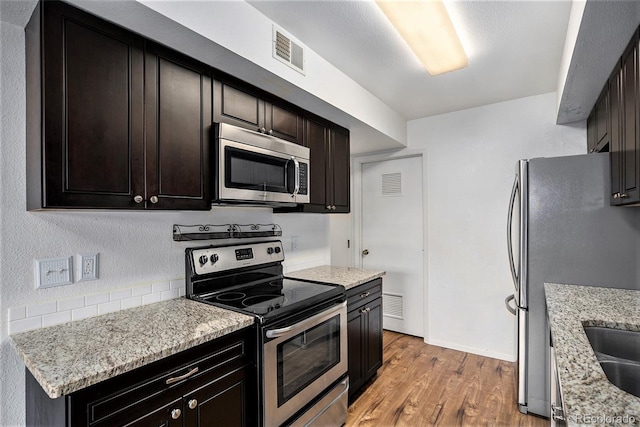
[347,278,382,311]
[69,327,253,426]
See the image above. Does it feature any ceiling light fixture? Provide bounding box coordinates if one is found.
[376,0,468,75]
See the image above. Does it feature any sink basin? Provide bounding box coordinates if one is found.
[584,326,640,363]
[598,360,640,398]
[584,326,640,397]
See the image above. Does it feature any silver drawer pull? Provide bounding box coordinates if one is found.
[188,399,198,409]
[171,408,181,419]
[166,367,199,385]
[359,291,370,298]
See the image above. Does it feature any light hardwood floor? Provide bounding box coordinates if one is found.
[346,331,548,427]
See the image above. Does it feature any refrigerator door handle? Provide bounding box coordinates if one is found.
[505,294,517,316]
[507,174,519,291]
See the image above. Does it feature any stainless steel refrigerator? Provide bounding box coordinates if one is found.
[505,152,640,417]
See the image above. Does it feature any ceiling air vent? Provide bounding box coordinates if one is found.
[273,26,305,75]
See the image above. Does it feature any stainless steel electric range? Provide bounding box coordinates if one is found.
[186,240,348,427]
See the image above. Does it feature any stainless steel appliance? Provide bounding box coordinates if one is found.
[186,240,348,426]
[214,122,310,206]
[506,153,640,417]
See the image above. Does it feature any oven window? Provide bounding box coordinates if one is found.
[225,147,290,193]
[277,315,340,406]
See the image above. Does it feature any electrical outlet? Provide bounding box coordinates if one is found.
[291,235,299,252]
[78,253,99,282]
[35,257,73,289]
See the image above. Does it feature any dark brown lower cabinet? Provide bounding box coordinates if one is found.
[347,278,383,402]
[26,327,256,427]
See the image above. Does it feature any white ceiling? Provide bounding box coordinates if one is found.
[248,0,573,121]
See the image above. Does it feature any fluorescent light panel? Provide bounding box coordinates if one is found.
[376,0,468,75]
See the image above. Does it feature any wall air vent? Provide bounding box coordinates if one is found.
[381,172,402,196]
[273,26,305,75]
[383,293,404,319]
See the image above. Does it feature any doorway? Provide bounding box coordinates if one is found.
[360,156,424,337]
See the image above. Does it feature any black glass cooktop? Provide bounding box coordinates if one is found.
[194,278,343,322]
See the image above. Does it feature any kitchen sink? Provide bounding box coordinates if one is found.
[598,360,640,398]
[584,326,640,398]
[584,326,640,362]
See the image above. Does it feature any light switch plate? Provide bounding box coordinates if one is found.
[78,253,99,282]
[35,257,73,289]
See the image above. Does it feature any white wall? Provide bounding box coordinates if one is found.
[0,20,329,426]
[408,92,585,361]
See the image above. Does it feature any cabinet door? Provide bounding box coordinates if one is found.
[364,297,383,379]
[214,79,264,132]
[182,367,250,427]
[594,86,610,151]
[330,126,351,213]
[305,117,330,210]
[620,34,640,204]
[347,308,365,400]
[121,399,183,427]
[266,102,304,144]
[586,112,597,154]
[40,0,145,208]
[610,65,623,205]
[145,43,212,210]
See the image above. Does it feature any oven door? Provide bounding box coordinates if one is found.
[263,301,347,427]
[218,137,309,205]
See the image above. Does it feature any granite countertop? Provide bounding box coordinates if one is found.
[286,265,385,290]
[545,283,640,425]
[10,298,254,399]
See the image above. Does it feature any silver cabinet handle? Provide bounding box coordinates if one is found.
[268,129,273,135]
[188,399,198,410]
[551,405,565,421]
[362,249,369,256]
[360,307,371,314]
[166,367,199,385]
[613,192,620,199]
[359,291,370,298]
[134,195,144,204]
[620,192,629,198]
[149,195,159,204]
[260,127,266,133]
[171,408,181,420]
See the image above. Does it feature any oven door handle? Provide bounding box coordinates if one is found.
[265,300,346,339]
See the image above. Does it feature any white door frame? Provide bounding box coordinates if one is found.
[352,149,429,342]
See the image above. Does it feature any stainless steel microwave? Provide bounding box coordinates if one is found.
[213,123,310,206]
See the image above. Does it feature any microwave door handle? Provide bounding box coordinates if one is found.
[291,156,300,198]
[507,174,519,290]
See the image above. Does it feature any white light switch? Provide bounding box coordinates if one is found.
[35,257,73,289]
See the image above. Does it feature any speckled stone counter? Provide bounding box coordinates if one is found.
[286,265,385,290]
[545,283,640,426]
[10,298,254,399]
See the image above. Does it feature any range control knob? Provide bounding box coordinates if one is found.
[211,254,219,264]
[267,247,274,255]
[198,255,208,266]
[274,246,281,254]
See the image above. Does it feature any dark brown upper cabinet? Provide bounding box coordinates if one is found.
[277,116,350,214]
[144,42,211,210]
[610,30,640,205]
[27,1,211,210]
[214,76,304,145]
[587,28,640,206]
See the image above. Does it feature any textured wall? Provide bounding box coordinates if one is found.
[408,92,586,361]
[0,20,329,426]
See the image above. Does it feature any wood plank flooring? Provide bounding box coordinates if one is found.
[346,331,548,427]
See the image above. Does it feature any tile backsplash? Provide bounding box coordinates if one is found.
[8,279,185,335]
